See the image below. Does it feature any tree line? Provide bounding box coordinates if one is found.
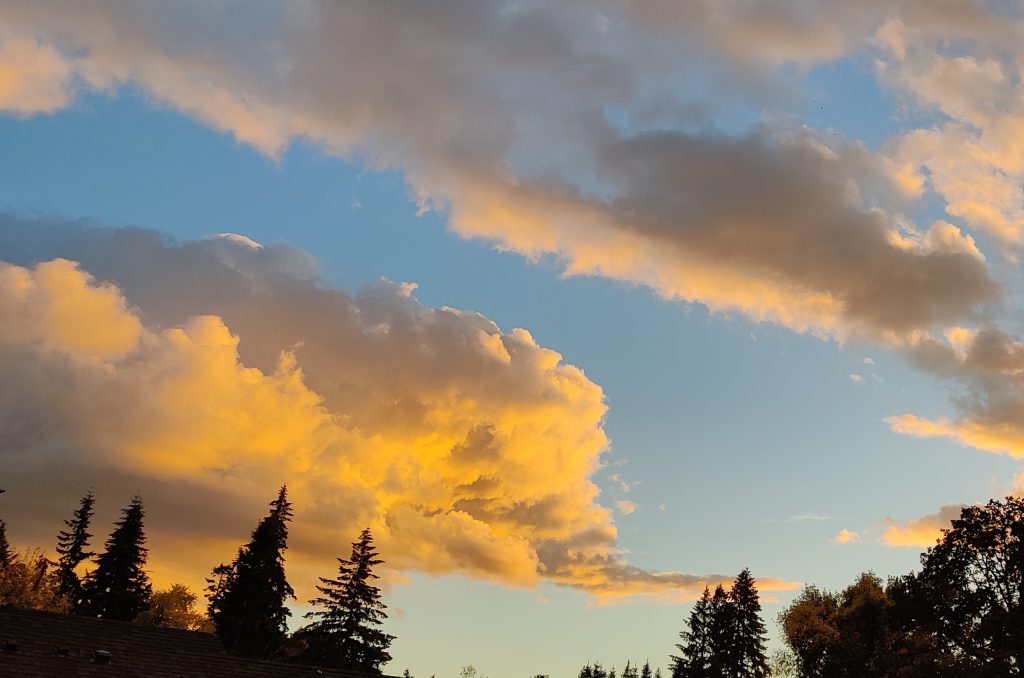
[772,496,1023,677]
[0,486,394,674]
[4,492,1023,676]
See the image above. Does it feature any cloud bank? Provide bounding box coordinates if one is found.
[4,0,1024,575]
[0,0,1013,345]
[0,216,797,601]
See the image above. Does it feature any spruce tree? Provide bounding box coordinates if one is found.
[707,584,735,677]
[640,661,652,678]
[727,569,769,678]
[622,661,638,678]
[296,527,395,672]
[0,519,10,569]
[55,490,95,606]
[206,485,294,658]
[671,586,714,678]
[80,496,151,620]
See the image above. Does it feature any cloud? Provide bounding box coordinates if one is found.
[887,325,1024,460]
[0,36,74,115]
[0,217,799,602]
[833,529,861,544]
[3,0,1023,595]
[850,373,863,383]
[0,1,1006,344]
[880,504,963,548]
[615,500,637,516]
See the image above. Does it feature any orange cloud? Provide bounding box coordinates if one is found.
[0,233,798,603]
[833,529,861,544]
[880,504,963,548]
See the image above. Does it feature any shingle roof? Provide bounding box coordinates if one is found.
[0,605,397,678]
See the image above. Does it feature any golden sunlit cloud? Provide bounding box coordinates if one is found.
[832,529,861,544]
[880,504,963,548]
[886,413,1024,458]
[0,223,799,603]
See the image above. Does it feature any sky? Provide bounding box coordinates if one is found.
[1,1,1024,676]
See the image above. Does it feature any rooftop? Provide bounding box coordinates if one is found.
[0,605,397,678]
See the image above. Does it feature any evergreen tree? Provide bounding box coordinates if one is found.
[80,496,151,620]
[622,661,638,678]
[727,569,770,677]
[707,584,735,677]
[55,490,95,606]
[671,586,714,678]
[641,661,652,678]
[579,662,609,678]
[0,519,10,569]
[206,485,294,658]
[296,527,395,672]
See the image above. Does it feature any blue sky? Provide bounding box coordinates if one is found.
[2,3,1024,677]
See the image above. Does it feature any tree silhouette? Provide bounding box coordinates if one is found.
[780,571,968,677]
[0,518,10,569]
[579,661,609,678]
[671,586,714,677]
[911,496,1024,673]
[206,485,294,658]
[55,489,95,606]
[641,660,653,678]
[726,568,769,677]
[296,527,394,672]
[80,496,151,620]
[707,584,734,676]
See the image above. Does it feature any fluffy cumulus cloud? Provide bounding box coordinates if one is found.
[0,0,1011,345]
[0,216,798,601]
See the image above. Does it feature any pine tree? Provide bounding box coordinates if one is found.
[707,584,735,677]
[579,662,608,678]
[671,586,714,678]
[727,569,769,678]
[296,527,395,672]
[0,519,10,569]
[640,661,652,678]
[55,490,95,606]
[622,661,638,678]
[206,485,295,658]
[80,496,151,620]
